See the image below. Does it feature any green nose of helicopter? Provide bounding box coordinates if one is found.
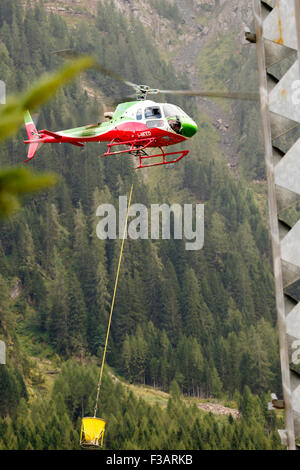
[180,119,198,138]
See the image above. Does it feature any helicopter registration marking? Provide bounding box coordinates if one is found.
[138,131,152,137]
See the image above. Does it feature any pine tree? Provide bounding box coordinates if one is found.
[67,270,87,353]
[48,249,69,355]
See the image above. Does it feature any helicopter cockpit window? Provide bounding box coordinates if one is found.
[163,104,182,134]
[163,104,188,118]
[136,109,143,120]
[163,104,179,118]
[175,106,189,118]
[145,106,162,119]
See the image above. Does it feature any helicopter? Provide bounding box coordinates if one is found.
[24,51,258,169]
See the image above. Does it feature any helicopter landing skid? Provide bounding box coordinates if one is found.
[101,138,189,169]
[134,148,189,169]
[101,137,156,157]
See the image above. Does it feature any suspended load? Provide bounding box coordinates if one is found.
[80,417,106,448]
[79,184,134,449]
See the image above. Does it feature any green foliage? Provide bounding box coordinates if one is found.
[0,360,284,450]
[0,33,93,217]
[0,365,27,417]
[0,168,57,217]
[0,57,94,141]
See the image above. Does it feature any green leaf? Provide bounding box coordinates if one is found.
[0,168,58,218]
[0,57,94,217]
[0,57,95,140]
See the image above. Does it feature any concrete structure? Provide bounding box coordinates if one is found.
[253,0,300,450]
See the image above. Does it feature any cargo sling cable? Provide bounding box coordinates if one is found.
[93,183,134,419]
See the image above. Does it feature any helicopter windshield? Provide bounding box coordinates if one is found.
[163,104,188,118]
[145,106,162,119]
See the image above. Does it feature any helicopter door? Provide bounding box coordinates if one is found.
[145,106,164,129]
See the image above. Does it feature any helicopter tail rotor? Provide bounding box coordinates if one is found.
[24,111,43,162]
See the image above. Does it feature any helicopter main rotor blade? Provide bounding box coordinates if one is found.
[53,50,138,89]
[158,89,259,101]
[53,50,259,102]
[53,49,83,60]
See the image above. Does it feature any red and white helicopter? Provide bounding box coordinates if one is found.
[24,51,258,169]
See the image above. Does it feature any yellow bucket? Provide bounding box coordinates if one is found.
[80,417,106,448]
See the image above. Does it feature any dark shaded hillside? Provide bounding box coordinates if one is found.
[0,0,283,450]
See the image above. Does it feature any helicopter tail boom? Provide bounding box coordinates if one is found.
[24,112,85,162]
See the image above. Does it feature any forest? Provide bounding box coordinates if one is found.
[0,0,284,450]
